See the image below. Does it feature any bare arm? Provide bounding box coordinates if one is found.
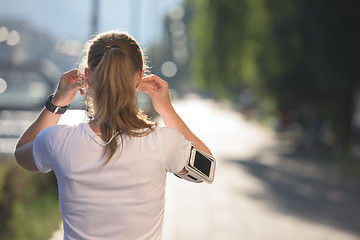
[139,75,212,155]
[158,105,211,155]
[14,110,61,172]
[14,69,86,172]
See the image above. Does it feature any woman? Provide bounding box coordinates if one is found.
[14,31,214,239]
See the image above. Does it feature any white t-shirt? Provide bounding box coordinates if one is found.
[33,123,191,240]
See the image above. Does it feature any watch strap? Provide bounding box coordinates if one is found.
[45,94,70,114]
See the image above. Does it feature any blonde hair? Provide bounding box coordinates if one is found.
[80,31,156,163]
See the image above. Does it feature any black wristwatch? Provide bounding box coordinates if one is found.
[45,94,70,114]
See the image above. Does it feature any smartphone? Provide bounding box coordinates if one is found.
[185,147,216,184]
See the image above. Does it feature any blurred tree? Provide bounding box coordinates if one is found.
[0,158,61,240]
[188,0,360,150]
[147,4,194,94]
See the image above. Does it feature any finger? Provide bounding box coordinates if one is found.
[144,82,160,90]
[139,84,157,99]
[141,74,155,81]
[79,88,86,96]
[66,69,80,76]
[139,82,153,93]
[73,72,84,82]
[67,80,86,93]
[141,75,164,84]
[60,69,83,84]
[76,80,86,89]
[61,69,79,80]
[139,81,154,90]
[75,70,84,78]
[141,79,164,91]
[145,76,167,90]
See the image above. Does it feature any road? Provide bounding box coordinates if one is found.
[45,96,360,240]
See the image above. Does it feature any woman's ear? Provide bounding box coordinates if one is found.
[135,70,144,89]
[85,67,91,87]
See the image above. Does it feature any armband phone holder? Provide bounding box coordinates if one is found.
[174,144,216,184]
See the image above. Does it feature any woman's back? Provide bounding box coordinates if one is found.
[33,124,191,240]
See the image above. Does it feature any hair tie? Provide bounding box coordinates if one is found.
[110,45,120,49]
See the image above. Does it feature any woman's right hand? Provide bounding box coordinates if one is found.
[52,69,86,107]
[138,75,173,116]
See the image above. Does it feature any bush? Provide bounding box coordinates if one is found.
[0,154,61,240]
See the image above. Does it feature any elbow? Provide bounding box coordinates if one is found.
[15,139,24,151]
[13,143,39,173]
[14,148,20,164]
[14,148,25,169]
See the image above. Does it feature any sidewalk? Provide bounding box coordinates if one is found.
[162,96,360,240]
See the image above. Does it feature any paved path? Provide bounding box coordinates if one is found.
[50,96,360,240]
[163,96,360,240]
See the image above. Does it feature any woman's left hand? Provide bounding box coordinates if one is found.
[52,69,86,106]
[139,75,172,116]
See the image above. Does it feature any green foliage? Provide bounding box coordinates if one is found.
[0,155,61,240]
[188,0,360,148]
[190,0,270,92]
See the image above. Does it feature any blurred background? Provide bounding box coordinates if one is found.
[1,0,360,239]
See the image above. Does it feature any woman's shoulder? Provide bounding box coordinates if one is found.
[41,123,79,133]
[38,123,85,140]
[153,127,187,141]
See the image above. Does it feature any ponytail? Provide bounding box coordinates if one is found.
[84,31,156,163]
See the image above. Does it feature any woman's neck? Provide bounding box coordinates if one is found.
[88,119,102,137]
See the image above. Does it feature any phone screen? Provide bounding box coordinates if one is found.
[193,151,212,177]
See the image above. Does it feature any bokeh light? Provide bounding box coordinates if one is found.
[161,61,177,77]
[0,78,7,93]
[6,30,21,46]
[0,26,8,42]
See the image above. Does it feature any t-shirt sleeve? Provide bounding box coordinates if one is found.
[158,127,192,174]
[32,126,57,173]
